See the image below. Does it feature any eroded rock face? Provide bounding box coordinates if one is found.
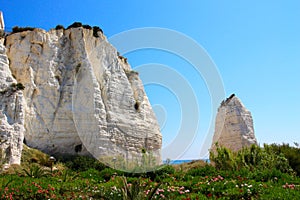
[211,94,257,152]
[0,11,4,31]
[0,42,25,165]
[1,27,162,165]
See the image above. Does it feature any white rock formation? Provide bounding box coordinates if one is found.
[211,94,257,152]
[0,26,162,167]
[0,11,4,31]
[0,41,25,165]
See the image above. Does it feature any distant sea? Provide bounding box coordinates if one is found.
[163,159,210,165]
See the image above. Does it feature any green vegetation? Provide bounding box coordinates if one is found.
[12,26,35,33]
[0,83,25,95]
[66,22,83,29]
[124,69,139,78]
[65,22,103,37]
[55,25,65,30]
[93,26,103,37]
[0,144,299,199]
[210,143,298,174]
[118,52,129,64]
[268,143,300,175]
[0,29,4,38]
[82,24,92,30]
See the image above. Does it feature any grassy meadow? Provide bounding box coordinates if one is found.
[0,143,299,199]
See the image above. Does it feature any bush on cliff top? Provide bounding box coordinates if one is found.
[66,22,83,29]
[12,26,35,33]
[65,22,103,37]
[55,25,65,30]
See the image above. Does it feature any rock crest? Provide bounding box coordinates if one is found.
[211,94,257,152]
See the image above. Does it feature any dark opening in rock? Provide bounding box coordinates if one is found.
[75,144,82,153]
[134,102,140,110]
[23,137,27,145]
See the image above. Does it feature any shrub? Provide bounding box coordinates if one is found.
[0,83,24,95]
[120,176,161,200]
[93,26,103,37]
[210,144,235,170]
[268,143,300,176]
[99,168,117,181]
[12,26,35,33]
[62,155,107,171]
[67,22,83,29]
[118,55,128,64]
[10,83,25,91]
[16,83,25,90]
[210,144,293,174]
[146,165,175,180]
[23,164,49,178]
[0,29,4,38]
[55,25,65,30]
[82,24,92,30]
[186,164,217,177]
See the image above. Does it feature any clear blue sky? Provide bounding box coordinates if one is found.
[1,1,299,159]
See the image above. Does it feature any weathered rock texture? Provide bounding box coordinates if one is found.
[211,94,257,152]
[0,26,162,166]
[0,42,25,165]
[0,11,4,30]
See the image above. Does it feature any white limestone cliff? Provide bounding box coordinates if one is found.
[0,41,25,165]
[0,26,162,166]
[0,11,4,31]
[211,94,257,152]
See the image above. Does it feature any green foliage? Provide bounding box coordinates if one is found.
[21,145,50,167]
[118,55,128,64]
[67,22,83,29]
[62,155,106,171]
[1,144,300,198]
[99,168,117,181]
[0,83,25,95]
[11,82,25,91]
[16,83,25,90]
[120,176,160,200]
[12,26,35,33]
[65,22,103,37]
[186,164,217,177]
[93,26,103,37]
[210,143,235,170]
[0,162,300,199]
[0,29,4,38]
[125,69,139,78]
[210,144,293,173]
[0,175,13,188]
[146,165,175,181]
[82,24,92,29]
[23,164,49,178]
[268,143,300,176]
[55,25,65,30]
[59,169,78,183]
[0,148,4,170]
